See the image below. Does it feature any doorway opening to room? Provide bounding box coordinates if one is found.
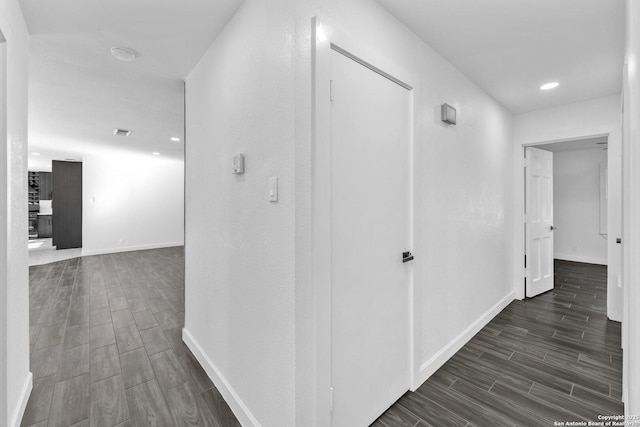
[519,131,623,325]
[28,160,83,265]
[523,136,612,298]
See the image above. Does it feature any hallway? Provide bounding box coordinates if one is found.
[22,247,240,427]
[373,260,623,426]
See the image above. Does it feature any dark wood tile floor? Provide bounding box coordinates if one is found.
[22,247,241,427]
[373,260,623,427]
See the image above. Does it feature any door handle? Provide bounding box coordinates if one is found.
[550,225,556,231]
[402,251,414,263]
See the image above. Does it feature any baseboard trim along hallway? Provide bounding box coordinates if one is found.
[182,327,263,427]
[554,253,608,266]
[11,372,32,427]
[416,291,515,389]
[81,241,185,257]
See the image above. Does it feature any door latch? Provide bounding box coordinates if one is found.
[402,251,414,263]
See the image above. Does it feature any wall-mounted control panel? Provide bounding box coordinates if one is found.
[232,154,245,174]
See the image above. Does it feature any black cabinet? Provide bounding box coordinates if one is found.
[38,215,53,238]
[29,212,38,239]
[39,172,52,200]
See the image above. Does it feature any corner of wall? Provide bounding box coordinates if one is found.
[182,328,262,427]
[414,291,514,390]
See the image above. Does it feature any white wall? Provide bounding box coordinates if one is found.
[0,0,31,425]
[295,1,515,425]
[553,148,608,264]
[623,0,640,414]
[513,94,622,321]
[82,152,184,255]
[514,95,621,143]
[184,0,296,426]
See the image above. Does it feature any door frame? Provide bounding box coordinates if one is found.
[311,17,422,425]
[0,29,7,427]
[513,127,621,321]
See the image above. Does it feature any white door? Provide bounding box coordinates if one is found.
[330,49,411,427]
[525,147,554,297]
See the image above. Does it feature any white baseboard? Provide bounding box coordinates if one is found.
[81,241,184,257]
[554,253,607,265]
[413,292,514,390]
[182,328,262,427]
[11,372,32,427]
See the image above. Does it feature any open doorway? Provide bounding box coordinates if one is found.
[535,136,609,263]
[522,134,622,321]
[28,159,83,266]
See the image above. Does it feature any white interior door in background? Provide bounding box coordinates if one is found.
[525,147,555,297]
[330,48,412,427]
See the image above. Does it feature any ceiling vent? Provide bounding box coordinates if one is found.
[110,47,136,62]
[113,128,132,137]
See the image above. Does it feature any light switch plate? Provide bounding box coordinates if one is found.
[269,177,278,202]
[232,154,245,174]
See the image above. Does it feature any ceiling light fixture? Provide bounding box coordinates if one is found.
[110,47,136,62]
[32,152,40,156]
[170,137,180,142]
[540,82,559,90]
[152,152,160,156]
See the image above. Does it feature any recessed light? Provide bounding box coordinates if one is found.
[540,82,559,90]
[110,47,136,62]
[170,137,180,142]
[32,152,40,156]
[152,152,160,156]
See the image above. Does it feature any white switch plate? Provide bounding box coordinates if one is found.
[269,177,278,202]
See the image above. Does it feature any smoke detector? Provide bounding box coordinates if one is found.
[110,47,136,62]
[113,128,132,137]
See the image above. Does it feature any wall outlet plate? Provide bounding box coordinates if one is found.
[232,154,245,174]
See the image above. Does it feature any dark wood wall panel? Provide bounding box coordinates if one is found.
[52,161,82,249]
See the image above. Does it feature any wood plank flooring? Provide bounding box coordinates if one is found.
[22,247,241,427]
[373,260,623,427]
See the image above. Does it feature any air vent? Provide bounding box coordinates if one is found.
[113,128,132,137]
[111,47,136,62]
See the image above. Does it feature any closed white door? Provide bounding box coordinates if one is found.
[330,49,412,427]
[525,147,554,297]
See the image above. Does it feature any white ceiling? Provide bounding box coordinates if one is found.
[20,0,244,171]
[536,136,608,152]
[21,0,625,171]
[376,0,624,114]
